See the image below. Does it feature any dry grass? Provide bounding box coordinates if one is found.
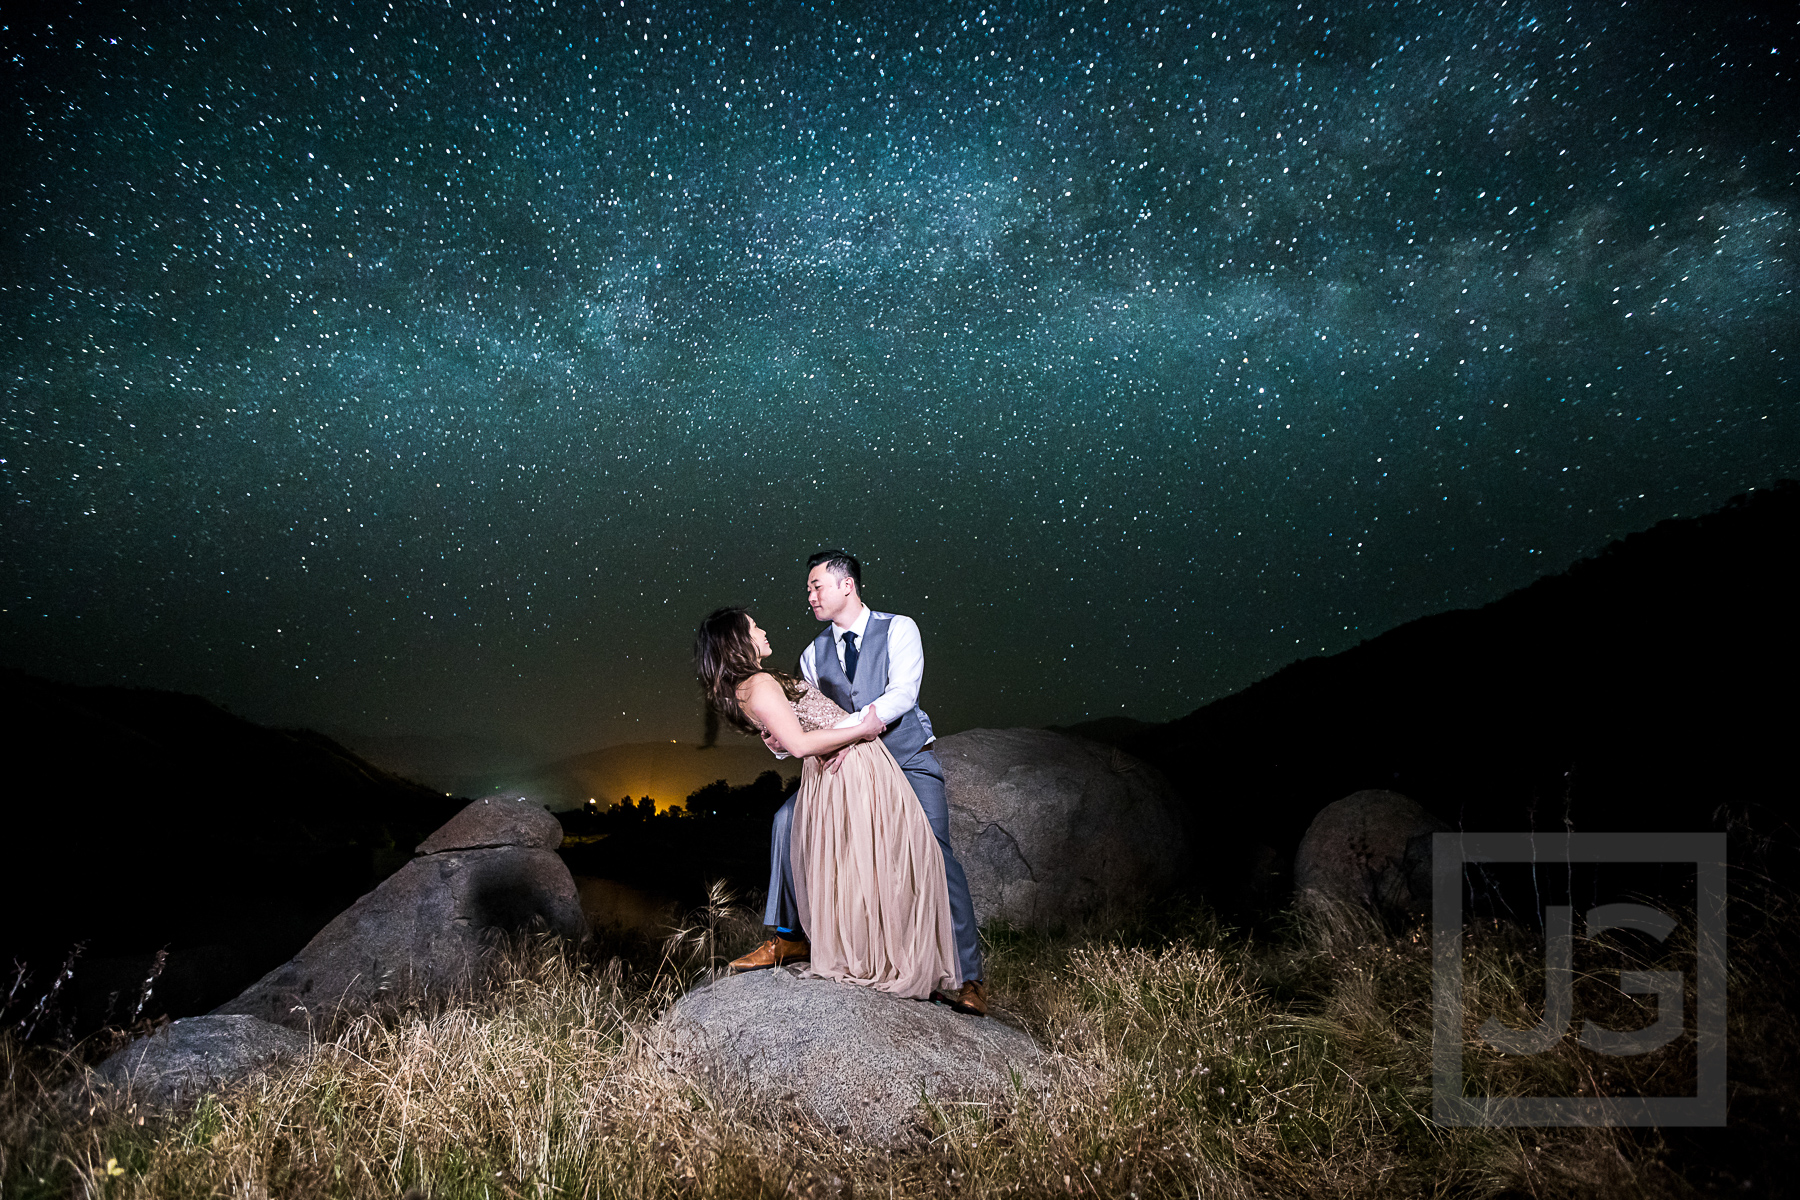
[1,888,1789,1199]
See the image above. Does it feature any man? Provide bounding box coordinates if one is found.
[728,550,988,1016]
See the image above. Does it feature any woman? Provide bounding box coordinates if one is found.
[694,606,960,1000]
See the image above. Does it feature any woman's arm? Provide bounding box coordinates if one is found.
[738,673,882,759]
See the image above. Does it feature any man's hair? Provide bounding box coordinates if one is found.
[806,549,861,590]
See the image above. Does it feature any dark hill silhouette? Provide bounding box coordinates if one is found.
[1072,481,1798,911]
[0,671,463,1033]
[6,483,1791,1032]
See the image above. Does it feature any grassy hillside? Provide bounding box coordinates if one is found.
[0,671,465,1032]
[4,885,1791,1199]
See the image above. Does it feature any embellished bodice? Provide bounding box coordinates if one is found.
[791,681,851,732]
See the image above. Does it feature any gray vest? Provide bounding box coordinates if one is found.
[811,612,936,768]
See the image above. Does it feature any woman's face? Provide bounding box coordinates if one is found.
[745,616,772,662]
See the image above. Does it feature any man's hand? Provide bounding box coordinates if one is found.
[761,729,788,757]
[824,708,884,775]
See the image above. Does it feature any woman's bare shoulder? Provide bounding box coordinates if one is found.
[734,670,782,702]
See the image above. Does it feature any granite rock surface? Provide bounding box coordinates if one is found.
[655,967,1049,1147]
[937,728,1189,927]
[216,795,587,1030]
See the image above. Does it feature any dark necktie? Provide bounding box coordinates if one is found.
[842,630,859,683]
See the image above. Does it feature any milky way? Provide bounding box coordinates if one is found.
[2,1,1793,753]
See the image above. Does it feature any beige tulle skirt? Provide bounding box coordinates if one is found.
[789,737,960,999]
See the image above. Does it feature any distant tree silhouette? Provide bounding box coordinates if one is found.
[587,795,658,822]
[687,779,731,818]
[684,770,793,820]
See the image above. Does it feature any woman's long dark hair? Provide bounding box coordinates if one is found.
[694,606,803,735]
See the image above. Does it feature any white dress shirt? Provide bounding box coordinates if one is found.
[799,604,927,731]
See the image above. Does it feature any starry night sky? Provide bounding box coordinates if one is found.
[3,1,1793,756]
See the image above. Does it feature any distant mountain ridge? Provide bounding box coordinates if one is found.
[330,730,546,798]
[507,739,800,813]
[335,731,799,813]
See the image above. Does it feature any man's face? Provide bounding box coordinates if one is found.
[806,565,859,625]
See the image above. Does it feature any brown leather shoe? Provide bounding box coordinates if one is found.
[727,935,809,973]
[931,980,988,1017]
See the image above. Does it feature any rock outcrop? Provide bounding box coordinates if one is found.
[936,729,1189,928]
[215,795,586,1030]
[1293,789,1448,922]
[415,791,567,853]
[655,967,1048,1146]
[84,1014,310,1109]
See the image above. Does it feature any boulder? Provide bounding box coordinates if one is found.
[85,1014,310,1109]
[415,791,564,854]
[215,796,587,1030]
[936,729,1189,928]
[655,967,1048,1146]
[1293,789,1449,921]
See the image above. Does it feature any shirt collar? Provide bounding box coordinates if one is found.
[835,604,871,641]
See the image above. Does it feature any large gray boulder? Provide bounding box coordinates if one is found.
[655,968,1048,1147]
[85,1014,310,1109]
[216,795,586,1030]
[1293,789,1449,922]
[937,729,1189,928]
[416,790,565,853]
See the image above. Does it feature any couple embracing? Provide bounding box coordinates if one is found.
[693,551,987,1016]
